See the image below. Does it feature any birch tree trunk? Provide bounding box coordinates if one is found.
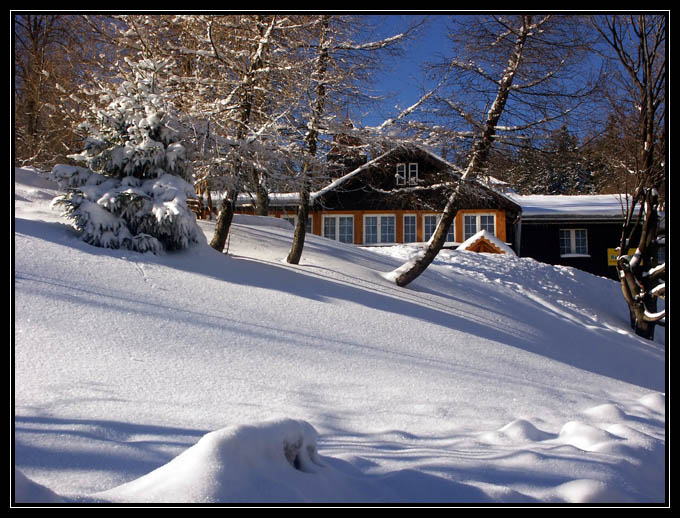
[616,188,663,340]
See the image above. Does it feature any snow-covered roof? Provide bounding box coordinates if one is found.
[457,229,517,255]
[510,194,632,220]
[311,144,521,210]
[236,192,300,208]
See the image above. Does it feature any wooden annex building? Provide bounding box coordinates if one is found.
[512,194,646,280]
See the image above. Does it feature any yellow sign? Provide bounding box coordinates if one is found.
[607,249,618,266]
[607,248,639,266]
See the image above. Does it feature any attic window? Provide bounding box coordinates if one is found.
[396,163,419,185]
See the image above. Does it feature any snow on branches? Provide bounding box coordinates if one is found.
[50,57,202,254]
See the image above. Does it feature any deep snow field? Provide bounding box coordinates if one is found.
[13,167,667,505]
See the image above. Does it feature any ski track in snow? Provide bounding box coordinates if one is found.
[13,168,666,505]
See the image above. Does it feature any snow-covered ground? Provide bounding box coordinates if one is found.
[13,167,667,505]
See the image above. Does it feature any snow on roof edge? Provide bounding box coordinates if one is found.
[457,229,517,255]
[510,194,634,219]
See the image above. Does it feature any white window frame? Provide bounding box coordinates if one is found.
[396,163,419,186]
[403,213,417,243]
[323,215,354,244]
[396,163,406,185]
[559,228,589,257]
[423,214,455,243]
[363,214,396,245]
[463,213,496,240]
[408,163,419,185]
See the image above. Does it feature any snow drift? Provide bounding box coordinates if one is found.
[13,168,666,505]
[95,419,323,503]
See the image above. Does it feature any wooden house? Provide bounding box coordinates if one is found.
[510,194,635,279]
[196,140,645,281]
[236,144,523,250]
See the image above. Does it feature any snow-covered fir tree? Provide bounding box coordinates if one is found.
[50,57,202,254]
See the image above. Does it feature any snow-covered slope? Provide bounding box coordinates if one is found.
[13,168,666,504]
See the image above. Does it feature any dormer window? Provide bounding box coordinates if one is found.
[396,163,419,185]
[408,163,419,184]
[396,164,406,185]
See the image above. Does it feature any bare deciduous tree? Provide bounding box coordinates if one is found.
[286,15,423,264]
[592,14,666,339]
[14,14,117,169]
[393,15,594,287]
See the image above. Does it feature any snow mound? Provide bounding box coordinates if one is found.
[582,403,630,422]
[637,392,665,414]
[480,419,554,444]
[497,419,554,442]
[97,418,323,503]
[558,421,620,451]
[15,469,64,504]
[457,229,516,255]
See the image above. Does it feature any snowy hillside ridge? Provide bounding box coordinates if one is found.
[14,168,666,504]
[93,419,323,503]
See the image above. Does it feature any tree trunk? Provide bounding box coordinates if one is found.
[210,190,238,252]
[286,188,309,264]
[394,191,461,286]
[286,15,331,265]
[253,181,269,216]
[616,188,662,340]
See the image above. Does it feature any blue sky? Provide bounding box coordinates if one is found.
[357,14,451,127]
[356,14,612,143]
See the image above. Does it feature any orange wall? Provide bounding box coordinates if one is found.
[239,208,507,244]
[454,209,506,243]
[314,209,507,244]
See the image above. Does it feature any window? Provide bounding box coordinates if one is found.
[559,229,588,256]
[423,214,455,242]
[463,213,496,240]
[364,215,396,244]
[408,163,419,185]
[323,215,354,244]
[339,216,354,243]
[396,163,419,186]
[396,164,406,185]
[424,215,437,241]
[403,214,417,243]
[282,216,312,233]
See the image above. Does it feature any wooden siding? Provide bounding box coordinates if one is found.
[455,209,507,243]
[231,145,521,250]
[519,219,630,279]
[257,208,509,246]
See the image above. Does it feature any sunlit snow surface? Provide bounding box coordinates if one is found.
[14,168,666,504]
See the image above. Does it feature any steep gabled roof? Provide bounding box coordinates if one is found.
[312,144,521,213]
